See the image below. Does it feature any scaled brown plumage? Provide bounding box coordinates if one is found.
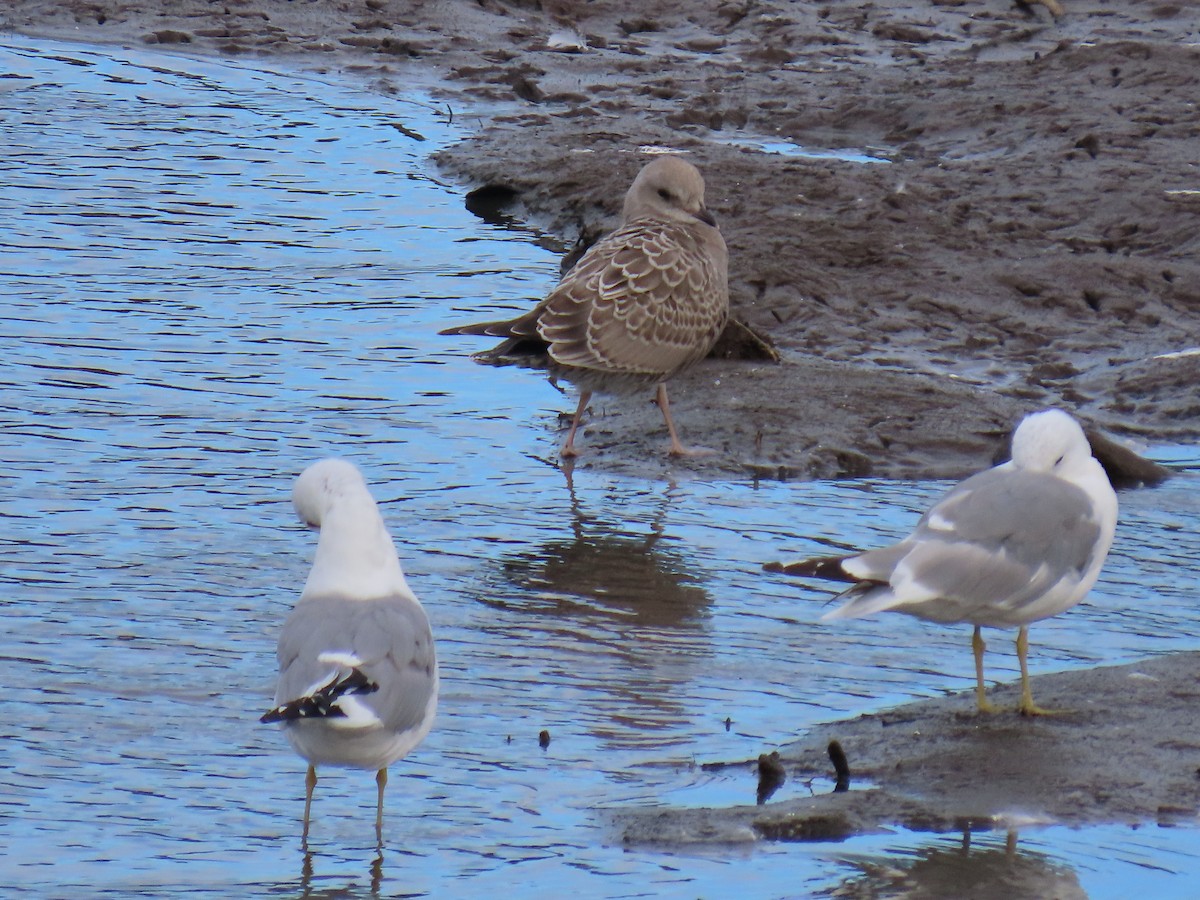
[441,155,729,457]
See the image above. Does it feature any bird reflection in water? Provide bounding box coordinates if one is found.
[498,483,709,626]
[479,462,714,749]
[296,846,386,899]
[830,828,1084,900]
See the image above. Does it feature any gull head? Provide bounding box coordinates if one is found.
[292,458,370,529]
[1011,409,1091,475]
[622,156,715,227]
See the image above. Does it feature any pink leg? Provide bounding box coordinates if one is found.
[562,390,592,457]
[656,384,689,456]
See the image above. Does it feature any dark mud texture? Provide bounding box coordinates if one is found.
[615,651,1200,846]
[8,0,1198,481]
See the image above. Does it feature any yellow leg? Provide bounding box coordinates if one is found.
[562,391,591,458]
[1017,626,1059,716]
[303,765,317,842]
[972,626,999,713]
[375,768,387,842]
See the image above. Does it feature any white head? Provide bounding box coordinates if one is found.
[622,156,716,227]
[1010,409,1093,475]
[292,458,415,602]
[293,458,372,527]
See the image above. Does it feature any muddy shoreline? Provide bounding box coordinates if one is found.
[8,0,1197,481]
[614,651,1200,846]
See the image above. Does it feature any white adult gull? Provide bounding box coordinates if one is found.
[261,458,437,839]
[764,409,1118,716]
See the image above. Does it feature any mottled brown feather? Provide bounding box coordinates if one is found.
[539,219,727,379]
[441,156,729,392]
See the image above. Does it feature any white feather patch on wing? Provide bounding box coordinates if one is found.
[326,694,383,730]
[842,557,879,581]
[318,651,363,667]
[889,556,943,606]
[925,510,956,532]
[299,670,339,699]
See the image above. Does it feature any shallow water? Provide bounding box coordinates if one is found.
[2,37,1199,898]
[710,131,894,164]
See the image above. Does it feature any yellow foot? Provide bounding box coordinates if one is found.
[1018,700,1071,717]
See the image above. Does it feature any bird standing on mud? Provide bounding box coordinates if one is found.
[261,459,438,841]
[440,155,729,457]
[764,409,1117,716]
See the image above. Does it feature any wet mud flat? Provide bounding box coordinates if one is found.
[8,0,1199,481]
[615,651,1200,847]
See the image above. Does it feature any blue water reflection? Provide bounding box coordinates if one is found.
[1,36,1198,899]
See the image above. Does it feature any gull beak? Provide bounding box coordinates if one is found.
[695,207,717,227]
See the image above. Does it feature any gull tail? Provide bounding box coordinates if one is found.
[764,554,899,621]
[820,581,899,620]
[260,668,379,724]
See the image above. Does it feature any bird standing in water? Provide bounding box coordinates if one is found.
[262,459,437,841]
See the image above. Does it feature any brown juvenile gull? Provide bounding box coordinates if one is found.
[261,459,437,840]
[764,410,1118,716]
[440,155,729,457]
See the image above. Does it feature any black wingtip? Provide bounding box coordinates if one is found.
[259,668,379,725]
[764,555,857,583]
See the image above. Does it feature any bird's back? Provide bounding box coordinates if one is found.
[831,464,1111,627]
[274,592,438,770]
[537,217,728,382]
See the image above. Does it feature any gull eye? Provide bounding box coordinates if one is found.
[657,187,672,201]
[1054,454,1065,466]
